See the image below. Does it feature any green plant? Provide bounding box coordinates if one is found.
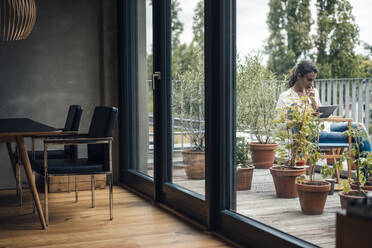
[276,96,323,177]
[236,138,251,169]
[173,51,205,151]
[236,54,284,144]
[322,127,372,195]
[342,128,372,195]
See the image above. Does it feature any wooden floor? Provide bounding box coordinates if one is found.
[173,168,340,248]
[0,187,231,248]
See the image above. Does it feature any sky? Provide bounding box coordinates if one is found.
[146,0,372,63]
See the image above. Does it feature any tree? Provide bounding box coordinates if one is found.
[314,0,336,78]
[192,0,204,52]
[314,0,359,78]
[266,0,312,76]
[328,0,359,78]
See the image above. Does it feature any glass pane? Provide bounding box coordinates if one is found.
[232,0,369,247]
[171,0,205,196]
[133,0,153,177]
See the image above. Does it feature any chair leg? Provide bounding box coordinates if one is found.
[68,176,71,193]
[75,176,78,203]
[91,175,95,208]
[109,174,113,221]
[32,171,36,214]
[16,163,22,207]
[44,175,49,226]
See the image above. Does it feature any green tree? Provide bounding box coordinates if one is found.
[363,42,372,57]
[314,0,360,78]
[192,0,204,52]
[314,0,336,78]
[266,0,312,76]
[328,0,359,78]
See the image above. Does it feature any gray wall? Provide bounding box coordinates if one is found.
[0,0,117,189]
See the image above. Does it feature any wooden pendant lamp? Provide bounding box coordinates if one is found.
[0,0,37,41]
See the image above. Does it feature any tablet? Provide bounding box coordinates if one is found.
[318,105,338,118]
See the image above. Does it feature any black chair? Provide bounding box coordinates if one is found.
[14,105,83,207]
[31,106,118,226]
[29,104,83,160]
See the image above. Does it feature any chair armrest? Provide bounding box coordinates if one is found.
[322,117,353,123]
[44,137,113,146]
[31,130,78,140]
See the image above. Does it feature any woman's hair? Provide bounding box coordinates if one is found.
[288,60,318,87]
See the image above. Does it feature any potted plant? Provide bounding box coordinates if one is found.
[293,106,331,214]
[330,127,372,209]
[174,54,205,179]
[273,98,316,198]
[236,55,282,169]
[236,138,254,190]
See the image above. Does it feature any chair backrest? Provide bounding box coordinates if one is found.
[64,105,83,131]
[87,106,118,167]
[63,105,83,157]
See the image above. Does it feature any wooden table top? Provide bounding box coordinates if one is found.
[0,118,60,137]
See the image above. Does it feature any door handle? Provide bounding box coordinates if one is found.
[152,71,161,91]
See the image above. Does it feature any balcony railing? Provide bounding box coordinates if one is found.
[147,78,371,151]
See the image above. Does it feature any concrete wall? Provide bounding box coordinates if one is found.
[0,0,117,189]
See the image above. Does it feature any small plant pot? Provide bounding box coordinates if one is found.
[338,190,367,209]
[296,180,331,215]
[182,150,205,179]
[249,143,278,169]
[350,182,372,191]
[270,166,306,198]
[236,166,254,190]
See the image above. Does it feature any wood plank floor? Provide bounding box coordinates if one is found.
[0,187,231,248]
[173,168,340,248]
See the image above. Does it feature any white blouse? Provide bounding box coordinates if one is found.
[276,88,330,132]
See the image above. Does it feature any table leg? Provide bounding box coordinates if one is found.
[16,136,47,229]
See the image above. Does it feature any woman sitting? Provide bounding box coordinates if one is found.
[276,60,371,154]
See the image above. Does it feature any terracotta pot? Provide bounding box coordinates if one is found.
[182,150,205,179]
[350,182,372,191]
[296,180,331,215]
[269,166,306,198]
[249,143,278,169]
[236,166,254,190]
[338,190,367,209]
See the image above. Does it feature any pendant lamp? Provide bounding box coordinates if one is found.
[0,0,37,41]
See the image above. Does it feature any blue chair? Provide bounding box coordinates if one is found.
[318,117,352,184]
[31,106,117,226]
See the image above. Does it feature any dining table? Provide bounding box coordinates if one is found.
[0,118,60,229]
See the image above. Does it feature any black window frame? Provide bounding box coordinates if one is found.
[118,0,317,247]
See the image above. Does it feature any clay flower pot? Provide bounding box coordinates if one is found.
[249,143,278,169]
[182,150,205,179]
[338,190,367,209]
[296,180,331,215]
[236,166,254,190]
[270,166,306,198]
[350,182,372,191]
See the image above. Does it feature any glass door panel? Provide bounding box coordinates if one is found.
[132,0,154,178]
[170,0,205,196]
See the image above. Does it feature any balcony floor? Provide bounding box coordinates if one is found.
[173,168,340,248]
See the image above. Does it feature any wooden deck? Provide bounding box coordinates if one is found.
[0,187,231,248]
[173,168,340,248]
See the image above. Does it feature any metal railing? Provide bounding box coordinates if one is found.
[314,78,371,132]
[146,78,371,151]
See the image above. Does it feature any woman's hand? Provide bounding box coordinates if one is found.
[305,87,315,98]
[305,87,319,111]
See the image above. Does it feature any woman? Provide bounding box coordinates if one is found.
[276,60,371,153]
